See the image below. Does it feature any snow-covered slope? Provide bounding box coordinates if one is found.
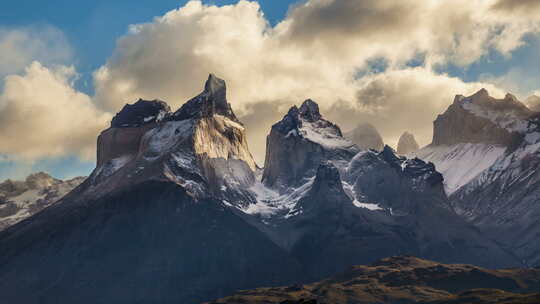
[413,143,506,194]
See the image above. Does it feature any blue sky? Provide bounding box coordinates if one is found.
[2,0,540,181]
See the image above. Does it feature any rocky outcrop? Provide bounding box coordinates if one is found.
[173,74,239,122]
[344,123,384,151]
[432,89,531,147]
[111,99,170,128]
[0,173,84,230]
[397,131,419,154]
[262,100,358,190]
[348,146,445,212]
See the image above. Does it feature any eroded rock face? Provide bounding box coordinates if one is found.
[262,100,358,191]
[397,131,420,154]
[344,123,384,151]
[432,89,531,147]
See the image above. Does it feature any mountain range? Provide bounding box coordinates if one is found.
[0,75,539,303]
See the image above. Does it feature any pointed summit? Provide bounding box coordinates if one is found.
[472,88,489,98]
[311,162,343,194]
[174,73,238,122]
[397,131,420,155]
[298,99,322,122]
[204,73,227,101]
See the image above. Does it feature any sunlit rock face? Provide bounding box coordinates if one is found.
[397,131,419,155]
[89,74,257,205]
[344,123,384,151]
[432,89,532,147]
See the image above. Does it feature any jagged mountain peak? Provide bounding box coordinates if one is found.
[174,73,239,122]
[472,87,489,98]
[397,131,420,155]
[298,99,322,122]
[432,89,538,146]
[263,99,357,190]
[111,99,171,128]
[90,74,257,203]
[204,73,226,97]
[311,162,344,194]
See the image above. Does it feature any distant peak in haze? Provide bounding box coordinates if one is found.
[397,131,419,155]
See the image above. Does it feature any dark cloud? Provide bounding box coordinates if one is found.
[284,0,419,44]
[492,0,540,14]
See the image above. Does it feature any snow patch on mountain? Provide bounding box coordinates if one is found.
[143,120,194,159]
[242,177,316,218]
[298,120,356,150]
[413,143,506,195]
[352,200,384,210]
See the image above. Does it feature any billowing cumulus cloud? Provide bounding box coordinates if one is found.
[325,68,505,148]
[92,0,540,160]
[0,62,111,160]
[0,25,73,78]
[4,0,540,163]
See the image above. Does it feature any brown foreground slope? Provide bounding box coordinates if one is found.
[207,256,540,304]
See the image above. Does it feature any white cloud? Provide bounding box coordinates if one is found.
[4,0,540,163]
[0,62,111,160]
[326,68,506,148]
[0,25,73,78]
[91,0,538,158]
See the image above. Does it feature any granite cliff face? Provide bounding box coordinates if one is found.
[262,100,358,191]
[397,131,420,154]
[344,123,384,151]
[432,89,531,147]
